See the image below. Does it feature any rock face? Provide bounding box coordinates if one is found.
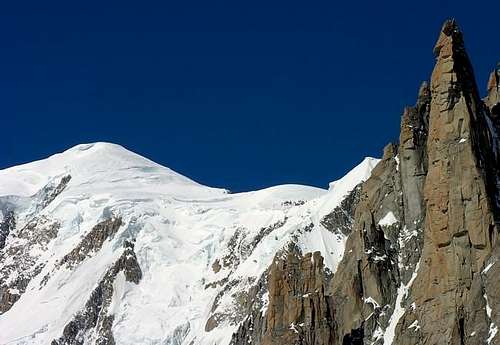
[232,19,500,345]
[486,63,500,110]
[401,19,499,345]
[0,216,60,313]
[263,247,335,345]
[320,184,362,236]
[0,210,15,249]
[329,19,500,345]
[58,217,123,269]
[230,245,336,345]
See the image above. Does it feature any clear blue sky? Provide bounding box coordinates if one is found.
[1,1,499,191]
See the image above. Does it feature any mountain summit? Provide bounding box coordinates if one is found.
[0,141,377,344]
[1,20,499,345]
[0,142,220,198]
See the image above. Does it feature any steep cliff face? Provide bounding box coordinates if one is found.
[401,19,499,345]
[330,19,500,345]
[233,19,500,345]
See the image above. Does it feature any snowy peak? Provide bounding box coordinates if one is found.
[328,156,379,192]
[0,141,377,203]
[0,141,379,345]
[0,142,225,199]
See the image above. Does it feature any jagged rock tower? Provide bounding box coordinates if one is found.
[231,19,500,345]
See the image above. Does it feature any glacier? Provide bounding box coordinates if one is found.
[0,142,378,345]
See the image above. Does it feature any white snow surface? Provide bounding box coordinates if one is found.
[378,211,398,227]
[484,292,498,344]
[0,143,379,345]
[383,261,420,345]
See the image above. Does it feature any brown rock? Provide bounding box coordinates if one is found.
[212,259,221,273]
[262,247,335,345]
[229,19,500,345]
[486,63,500,111]
[408,19,498,344]
[240,19,500,345]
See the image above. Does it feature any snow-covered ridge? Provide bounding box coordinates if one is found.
[0,142,225,199]
[0,142,379,345]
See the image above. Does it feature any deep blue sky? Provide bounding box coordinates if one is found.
[1,1,499,191]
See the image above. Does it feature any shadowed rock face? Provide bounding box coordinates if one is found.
[230,19,500,345]
[321,185,362,236]
[329,144,405,345]
[33,175,72,213]
[0,210,15,250]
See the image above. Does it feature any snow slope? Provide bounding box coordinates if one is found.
[0,143,379,345]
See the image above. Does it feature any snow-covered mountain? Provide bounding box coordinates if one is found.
[3,20,500,345]
[0,142,378,345]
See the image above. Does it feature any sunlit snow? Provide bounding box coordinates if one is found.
[0,142,379,345]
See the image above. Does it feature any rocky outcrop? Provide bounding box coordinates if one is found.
[31,174,72,214]
[0,216,60,313]
[329,19,500,345]
[230,245,335,345]
[320,184,362,236]
[51,240,142,345]
[0,210,15,249]
[394,19,499,345]
[262,247,335,345]
[486,63,500,110]
[59,217,123,269]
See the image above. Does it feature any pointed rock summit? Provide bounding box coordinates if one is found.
[230,19,500,345]
[487,63,500,125]
[431,19,478,111]
[408,18,500,345]
[487,63,500,104]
